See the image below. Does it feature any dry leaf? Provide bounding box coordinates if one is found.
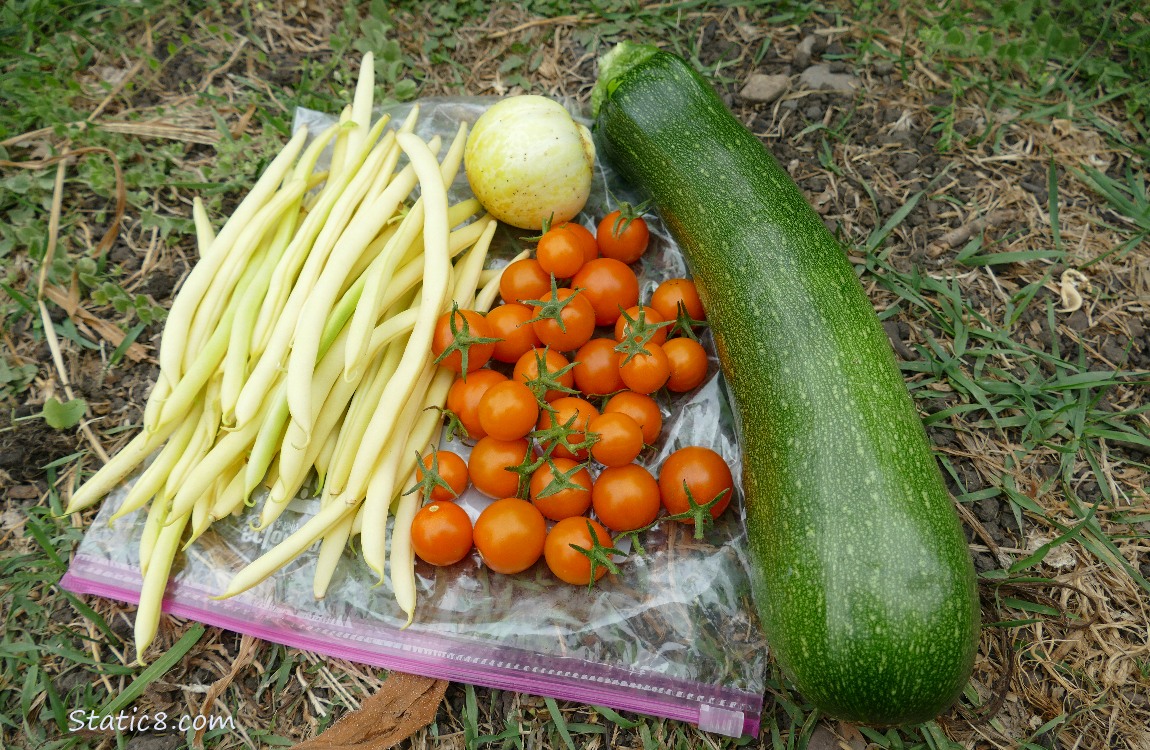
[290,672,448,750]
[1057,268,1090,313]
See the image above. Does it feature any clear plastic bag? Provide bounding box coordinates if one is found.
[61,98,768,738]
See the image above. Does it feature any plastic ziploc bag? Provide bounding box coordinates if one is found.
[61,98,769,738]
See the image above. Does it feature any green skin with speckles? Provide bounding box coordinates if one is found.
[593,43,980,726]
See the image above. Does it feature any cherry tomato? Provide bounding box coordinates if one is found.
[537,222,594,279]
[614,305,668,347]
[418,451,469,502]
[468,436,530,499]
[513,348,576,402]
[658,446,734,522]
[619,343,670,394]
[587,412,644,467]
[432,308,496,374]
[574,223,600,264]
[473,497,547,574]
[544,516,612,585]
[446,369,507,440]
[596,210,649,264]
[486,303,541,364]
[570,258,639,326]
[572,338,624,396]
[529,288,595,352]
[499,258,551,305]
[592,464,661,532]
[478,380,539,441]
[411,501,473,566]
[650,278,706,326]
[603,391,663,445]
[537,396,599,460]
[551,221,598,265]
[663,337,709,393]
[529,457,593,521]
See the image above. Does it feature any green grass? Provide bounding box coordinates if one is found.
[2,0,1148,748]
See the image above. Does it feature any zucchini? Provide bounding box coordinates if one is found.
[593,43,979,726]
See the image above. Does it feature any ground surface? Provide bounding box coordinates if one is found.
[1,1,1148,749]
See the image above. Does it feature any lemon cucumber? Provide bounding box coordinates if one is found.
[593,43,979,725]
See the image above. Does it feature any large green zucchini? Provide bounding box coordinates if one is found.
[592,43,979,725]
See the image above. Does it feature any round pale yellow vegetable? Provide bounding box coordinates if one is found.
[464,95,595,230]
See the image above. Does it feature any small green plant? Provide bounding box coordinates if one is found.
[339,0,418,101]
[917,0,1149,148]
[40,396,87,429]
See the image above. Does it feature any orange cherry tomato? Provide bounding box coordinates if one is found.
[537,222,594,279]
[446,369,507,440]
[529,457,593,521]
[592,464,661,532]
[619,342,670,394]
[544,516,612,585]
[478,380,539,441]
[537,396,599,460]
[513,348,576,402]
[614,305,668,347]
[574,223,600,264]
[572,338,624,396]
[663,337,709,392]
[432,308,496,374]
[603,391,663,445]
[596,210,649,264]
[499,259,551,305]
[529,288,596,352]
[486,303,541,364]
[570,258,639,326]
[658,446,734,522]
[650,278,706,326]
[411,502,473,566]
[468,436,530,499]
[418,451,469,502]
[473,497,547,574]
[587,412,644,467]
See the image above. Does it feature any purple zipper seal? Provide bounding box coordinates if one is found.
[61,555,761,737]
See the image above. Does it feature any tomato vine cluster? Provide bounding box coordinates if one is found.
[412,209,735,587]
